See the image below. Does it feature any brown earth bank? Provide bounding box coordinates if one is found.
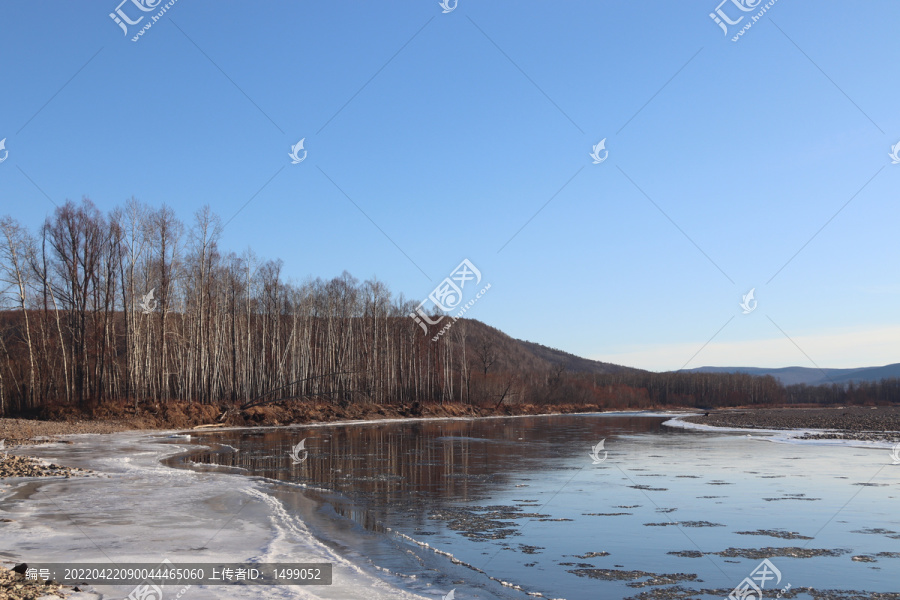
[683,406,900,442]
[0,399,659,448]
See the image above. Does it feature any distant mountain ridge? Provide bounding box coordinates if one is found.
[684,363,900,386]
[459,321,643,376]
[515,338,641,376]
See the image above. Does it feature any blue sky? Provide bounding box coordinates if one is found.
[1,1,898,372]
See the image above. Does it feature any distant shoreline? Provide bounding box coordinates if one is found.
[674,406,900,444]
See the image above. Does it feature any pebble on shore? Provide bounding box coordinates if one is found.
[0,565,66,600]
[0,453,87,479]
[1,441,92,600]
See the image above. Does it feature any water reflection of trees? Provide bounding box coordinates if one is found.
[181,417,663,533]
[186,416,664,502]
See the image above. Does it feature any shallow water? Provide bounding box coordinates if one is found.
[177,414,900,599]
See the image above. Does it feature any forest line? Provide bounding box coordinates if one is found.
[0,198,897,418]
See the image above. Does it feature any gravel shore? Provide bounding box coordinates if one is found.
[0,454,88,479]
[0,565,65,600]
[0,418,139,446]
[683,406,900,442]
[1,418,128,479]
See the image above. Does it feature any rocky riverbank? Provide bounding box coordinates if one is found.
[0,453,88,479]
[683,406,900,442]
[0,565,66,600]
[0,418,138,446]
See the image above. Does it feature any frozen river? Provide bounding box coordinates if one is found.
[2,413,899,599]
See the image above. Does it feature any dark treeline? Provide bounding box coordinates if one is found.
[562,369,900,409]
[0,198,897,417]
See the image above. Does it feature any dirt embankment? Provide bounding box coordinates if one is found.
[0,399,619,446]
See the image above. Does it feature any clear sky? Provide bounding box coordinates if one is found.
[1,1,898,372]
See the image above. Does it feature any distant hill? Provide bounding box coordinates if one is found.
[684,363,900,386]
[515,338,642,376]
[457,320,644,376]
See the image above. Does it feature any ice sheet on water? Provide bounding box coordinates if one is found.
[0,431,431,600]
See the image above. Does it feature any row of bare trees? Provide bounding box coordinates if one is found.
[0,199,508,415]
[1,199,897,417]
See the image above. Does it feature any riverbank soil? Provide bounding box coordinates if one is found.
[0,399,619,446]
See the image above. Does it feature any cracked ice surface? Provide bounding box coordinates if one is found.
[0,431,429,600]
